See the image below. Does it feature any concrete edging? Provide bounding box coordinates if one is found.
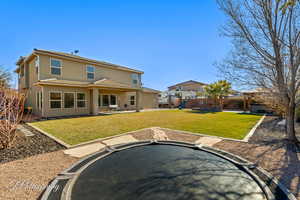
[68,127,153,149]
[27,123,153,149]
[159,127,249,143]
[243,115,266,142]
[26,123,71,148]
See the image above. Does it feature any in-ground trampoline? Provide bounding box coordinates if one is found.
[41,141,296,200]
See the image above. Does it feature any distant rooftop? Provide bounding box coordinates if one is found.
[168,80,207,89]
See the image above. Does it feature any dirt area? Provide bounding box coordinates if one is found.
[0,124,65,164]
[214,116,300,199]
[0,150,78,200]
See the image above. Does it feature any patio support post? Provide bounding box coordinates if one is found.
[92,88,99,115]
[243,95,247,111]
[136,90,140,112]
[41,86,46,118]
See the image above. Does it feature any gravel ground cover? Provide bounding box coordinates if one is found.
[0,124,65,164]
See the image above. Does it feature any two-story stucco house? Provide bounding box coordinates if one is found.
[167,80,207,100]
[15,49,160,118]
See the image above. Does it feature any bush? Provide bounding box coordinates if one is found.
[0,88,25,149]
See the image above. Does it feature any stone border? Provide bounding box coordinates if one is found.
[27,123,153,149]
[26,123,71,148]
[243,115,266,142]
[68,128,152,149]
[159,127,247,143]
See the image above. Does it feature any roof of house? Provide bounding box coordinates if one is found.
[35,78,138,91]
[142,87,161,93]
[16,49,144,74]
[168,80,207,89]
[241,88,268,94]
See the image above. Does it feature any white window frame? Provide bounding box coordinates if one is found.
[64,92,75,109]
[49,91,62,109]
[86,65,95,80]
[109,94,118,106]
[36,91,43,110]
[20,64,24,77]
[50,58,62,76]
[35,56,40,75]
[76,92,87,108]
[131,73,139,85]
[36,92,40,110]
[99,94,118,107]
[40,91,43,110]
[129,95,135,106]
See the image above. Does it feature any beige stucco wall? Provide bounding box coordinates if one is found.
[141,92,159,109]
[29,87,158,117]
[21,58,42,115]
[16,52,159,117]
[38,54,141,88]
[41,86,91,117]
[121,91,158,110]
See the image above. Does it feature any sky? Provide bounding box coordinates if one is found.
[0,0,231,90]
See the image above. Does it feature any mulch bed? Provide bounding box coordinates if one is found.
[0,124,65,164]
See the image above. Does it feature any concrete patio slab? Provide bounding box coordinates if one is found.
[151,127,169,140]
[102,135,138,146]
[64,143,106,158]
[195,136,222,146]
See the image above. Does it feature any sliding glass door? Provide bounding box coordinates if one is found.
[99,94,118,107]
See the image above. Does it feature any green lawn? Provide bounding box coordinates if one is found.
[30,110,262,145]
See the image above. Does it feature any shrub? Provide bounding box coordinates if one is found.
[0,87,25,149]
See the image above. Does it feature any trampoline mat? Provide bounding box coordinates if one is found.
[71,144,267,200]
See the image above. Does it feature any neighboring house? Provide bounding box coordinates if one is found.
[167,80,207,100]
[15,49,160,117]
[158,80,207,107]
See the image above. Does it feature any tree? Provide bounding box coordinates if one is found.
[217,0,300,144]
[0,66,12,87]
[204,80,232,110]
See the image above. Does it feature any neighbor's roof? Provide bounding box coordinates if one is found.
[34,78,139,91]
[241,88,268,94]
[168,80,207,89]
[16,49,144,74]
[142,87,161,93]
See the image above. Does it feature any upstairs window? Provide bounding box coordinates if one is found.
[131,74,139,85]
[35,56,39,74]
[20,65,24,77]
[86,65,95,80]
[50,58,62,75]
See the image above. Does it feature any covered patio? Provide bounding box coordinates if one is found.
[34,78,142,118]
